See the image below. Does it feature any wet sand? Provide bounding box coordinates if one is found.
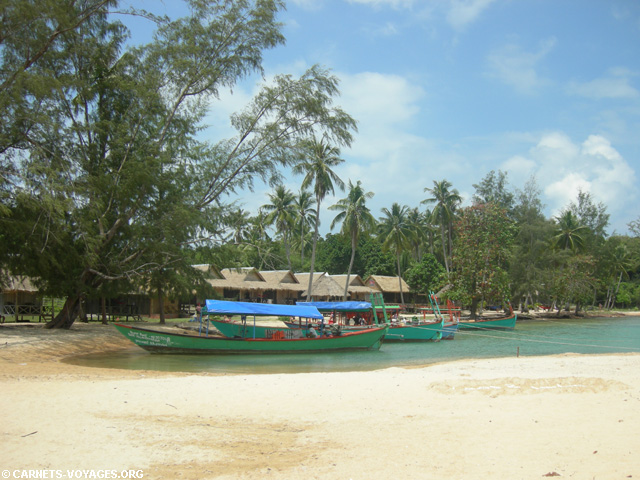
[1,322,639,479]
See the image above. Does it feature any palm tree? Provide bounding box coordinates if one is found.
[262,185,297,270]
[378,203,412,305]
[422,179,462,275]
[225,208,252,245]
[294,188,316,264]
[552,210,589,251]
[293,136,345,301]
[329,180,376,300]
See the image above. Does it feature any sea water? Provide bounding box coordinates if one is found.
[65,316,640,375]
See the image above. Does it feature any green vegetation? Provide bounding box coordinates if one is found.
[2,1,639,328]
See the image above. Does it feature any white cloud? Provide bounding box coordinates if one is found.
[485,37,556,94]
[567,68,640,99]
[446,0,498,30]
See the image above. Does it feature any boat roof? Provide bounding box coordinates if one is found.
[296,301,371,312]
[204,299,323,319]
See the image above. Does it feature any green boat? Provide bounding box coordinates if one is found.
[113,323,387,354]
[113,299,388,354]
[458,313,517,330]
[209,317,304,339]
[383,318,444,342]
[299,297,444,342]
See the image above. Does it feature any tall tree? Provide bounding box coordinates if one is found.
[262,185,297,270]
[552,211,589,252]
[293,137,347,301]
[422,179,461,276]
[2,1,357,328]
[294,189,316,265]
[472,170,515,214]
[378,203,412,305]
[450,203,515,318]
[329,180,376,300]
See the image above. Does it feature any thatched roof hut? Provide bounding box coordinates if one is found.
[328,274,374,300]
[364,275,410,304]
[300,273,345,300]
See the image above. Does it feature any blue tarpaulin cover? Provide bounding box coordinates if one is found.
[204,299,323,319]
[296,301,371,312]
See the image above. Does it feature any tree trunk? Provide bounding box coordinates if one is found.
[306,200,322,301]
[158,288,165,325]
[440,223,449,275]
[343,233,356,301]
[396,252,405,305]
[101,297,108,325]
[46,295,82,329]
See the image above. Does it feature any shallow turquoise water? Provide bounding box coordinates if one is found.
[65,316,640,375]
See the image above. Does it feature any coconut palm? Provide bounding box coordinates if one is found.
[293,136,345,301]
[422,179,462,275]
[294,188,317,264]
[378,203,412,305]
[329,180,376,300]
[262,185,297,270]
[552,210,589,251]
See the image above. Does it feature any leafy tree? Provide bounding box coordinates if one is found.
[359,236,396,278]
[404,254,446,299]
[472,170,515,214]
[450,203,515,317]
[378,203,412,305]
[422,179,462,276]
[2,1,357,328]
[293,136,348,301]
[329,180,376,299]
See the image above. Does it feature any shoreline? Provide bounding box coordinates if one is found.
[2,320,639,479]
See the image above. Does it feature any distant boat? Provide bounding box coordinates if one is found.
[458,312,517,330]
[441,322,459,339]
[114,300,388,354]
[298,298,444,342]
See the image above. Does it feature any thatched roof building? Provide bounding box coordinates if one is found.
[364,275,410,304]
[299,273,345,300]
[328,274,374,300]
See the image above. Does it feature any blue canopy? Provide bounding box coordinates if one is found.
[296,301,371,312]
[204,299,323,319]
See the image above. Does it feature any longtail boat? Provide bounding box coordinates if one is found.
[114,299,387,354]
[298,296,444,342]
[458,312,517,330]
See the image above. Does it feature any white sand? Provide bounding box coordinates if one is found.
[1,323,639,479]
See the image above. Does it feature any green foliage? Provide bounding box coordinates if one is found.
[449,203,515,316]
[404,254,446,297]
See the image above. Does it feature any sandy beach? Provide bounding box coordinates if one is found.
[1,321,639,479]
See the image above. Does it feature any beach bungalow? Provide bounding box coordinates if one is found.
[0,275,53,322]
[364,274,411,305]
[297,272,345,301]
[328,274,374,301]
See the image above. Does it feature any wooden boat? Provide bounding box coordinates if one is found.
[383,318,444,342]
[458,312,517,330]
[298,299,444,342]
[441,322,459,340]
[114,299,388,354]
[210,317,304,339]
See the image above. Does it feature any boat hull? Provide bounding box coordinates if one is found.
[342,320,444,342]
[441,322,459,340]
[114,323,387,354]
[383,320,444,342]
[458,313,517,330]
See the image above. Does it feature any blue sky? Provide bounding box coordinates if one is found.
[126,0,640,235]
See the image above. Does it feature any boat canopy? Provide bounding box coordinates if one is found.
[296,301,371,312]
[204,299,323,319]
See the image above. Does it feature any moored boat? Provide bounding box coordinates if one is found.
[458,312,517,330]
[114,299,388,354]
